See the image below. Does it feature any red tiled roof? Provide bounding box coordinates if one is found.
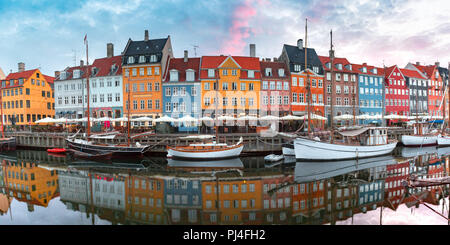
[43,75,54,84]
[384,65,397,78]
[57,65,94,81]
[260,61,290,79]
[199,56,261,79]
[163,57,201,82]
[351,63,385,76]
[412,64,436,79]
[91,55,123,77]
[318,56,356,73]
[400,68,427,79]
[4,69,38,80]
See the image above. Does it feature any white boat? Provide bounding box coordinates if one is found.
[400,145,437,158]
[167,157,244,169]
[401,135,437,147]
[437,134,450,146]
[167,137,244,160]
[282,143,295,156]
[264,154,284,162]
[294,127,398,161]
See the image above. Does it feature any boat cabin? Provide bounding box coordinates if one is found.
[338,127,389,146]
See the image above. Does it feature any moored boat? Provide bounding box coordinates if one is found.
[401,134,437,147]
[437,134,450,146]
[47,148,67,154]
[167,137,244,160]
[282,143,295,156]
[68,148,113,161]
[66,138,150,156]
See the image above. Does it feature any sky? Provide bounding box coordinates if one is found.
[1,0,450,77]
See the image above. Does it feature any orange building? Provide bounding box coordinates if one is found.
[201,176,262,225]
[121,30,173,121]
[200,56,261,120]
[124,175,165,224]
[0,64,54,125]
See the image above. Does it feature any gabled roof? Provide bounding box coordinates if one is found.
[43,75,54,84]
[123,38,168,56]
[163,57,201,82]
[260,61,290,79]
[318,56,356,74]
[91,55,122,77]
[411,64,437,79]
[199,56,261,80]
[283,44,323,74]
[4,69,38,80]
[351,63,384,76]
[400,68,427,79]
[56,65,94,81]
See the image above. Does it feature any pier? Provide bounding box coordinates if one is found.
[5,127,414,155]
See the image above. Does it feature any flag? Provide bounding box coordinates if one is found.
[84,34,87,45]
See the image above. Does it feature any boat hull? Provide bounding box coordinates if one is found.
[401,135,437,147]
[282,143,295,156]
[294,137,397,161]
[167,145,244,160]
[437,135,450,146]
[0,138,16,152]
[66,138,149,157]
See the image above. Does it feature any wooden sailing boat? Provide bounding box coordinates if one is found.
[293,23,397,161]
[0,86,16,152]
[66,35,150,157]
[166,63,244,160]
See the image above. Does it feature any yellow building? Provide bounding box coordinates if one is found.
[121,30,173,120]
[200,56,261,119]
[1,65,54,125]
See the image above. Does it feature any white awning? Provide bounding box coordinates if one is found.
[338,127,370,137]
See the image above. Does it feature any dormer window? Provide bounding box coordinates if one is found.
[60,71,67,80]
[348,64,352,70]
[294,64,301,72]
[265,68,272,76]
[313,66,319,73]
[73,69,81,79]
[278,69,285,77]
[326,63,331,69]
[362,67,367,73]
[170,70,178,81]
[208,69,215,78]
[248,70,254,78]
[373,68,377,74]
[139,56,145,63]
[128,56,135,64]
[186,70,195,81]
[150,55,157,62]
[435,72,439,79]
[336,64,342,70]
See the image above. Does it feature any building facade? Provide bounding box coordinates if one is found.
[259,60,291,117]
[384,65,409,119]
[1,65,54,125]
[164,177,202,224]
[121,30,173,121]
[401,68,428,117]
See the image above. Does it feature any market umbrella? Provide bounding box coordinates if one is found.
[154,115,175,123]
[299,114,327,121]
[280,115,303,121]
[35,117,56,124]
[334,114,354,120]
[259,115,280,121]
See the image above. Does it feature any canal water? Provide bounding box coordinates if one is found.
[0,146,449,225]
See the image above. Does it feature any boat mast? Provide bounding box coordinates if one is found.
[127,73,131,147]
[305,18,312,137]
[0,90,4,138]
[329,30,335,144]
[215,77,219,143]
[415,83,420,135]
[85,35,91,141]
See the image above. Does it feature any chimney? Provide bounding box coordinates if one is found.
[416,61,420,66]
[144,30,149,41]
[297,39,303,50]
[435,62,440,67]
[184,50,188,62]
[18,62,25,72]
[273,57,278,62]
[107,43,114,58]
[54,71,60,78]
[249,44,256,57]
[80,60,84,67]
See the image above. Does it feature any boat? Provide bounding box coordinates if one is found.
[401,134,437,147]
[400,145,437,158]
[166,137,244,160]
[282,143,295,156]
[294,155,396,183]
[293,28,397,161]
[65,36,149,158]
[166,157,244,171]
[68,149,113,161]
[47,148,67,154]
[437,134,450,146]
[264,154,284,162]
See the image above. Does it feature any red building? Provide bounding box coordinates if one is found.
[384,160,410,210]
[384,65,409,120]
[259,60,291,117]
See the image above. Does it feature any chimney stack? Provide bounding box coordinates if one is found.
[249,44,256,57]
[184,50,188,62]
[18,62,25,72]
[297,39,303,50]
[416,61,420,66]
[144,30,149,41]
[435,62,440,67]
[107,43,114,58]
[80,60,84,67]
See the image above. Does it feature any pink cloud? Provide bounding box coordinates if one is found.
[220,0,260,55]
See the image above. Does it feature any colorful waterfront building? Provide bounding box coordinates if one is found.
[125,175,165,224]
[383,160,410,210]
[400,68,429,117]
[121,30,173,121]
[406,62,444,119]
[258,175,293,224]
[259,60,291,117]
[384,65,409,120]
[164,177,203,224]
[291,180,326,224]
[357,180,385,213]
[162,51,201,131]
[199,55,261,121]
[351,63,384,125]
[436,63,449,117]
[323,180,358,225]
[318,56,358,125]
[201,176,262,225]
[1,63,54,125]
[279,39,325,128]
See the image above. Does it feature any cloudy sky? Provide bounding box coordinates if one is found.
[1,0,449,76]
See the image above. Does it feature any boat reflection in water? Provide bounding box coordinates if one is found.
[0,147,449,225]
[400,146,438,158]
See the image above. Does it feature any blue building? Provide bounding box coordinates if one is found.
[162,51,201,132]
[163,177,202,224]
[358,179,385,213]
[354,63,384,125]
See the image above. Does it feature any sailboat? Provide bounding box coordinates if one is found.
[166,61,244,160]
[66,35,150,157]
[293,24,397,161]
[0,89,16,152]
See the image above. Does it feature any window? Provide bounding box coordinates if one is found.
[170,70,178,81]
